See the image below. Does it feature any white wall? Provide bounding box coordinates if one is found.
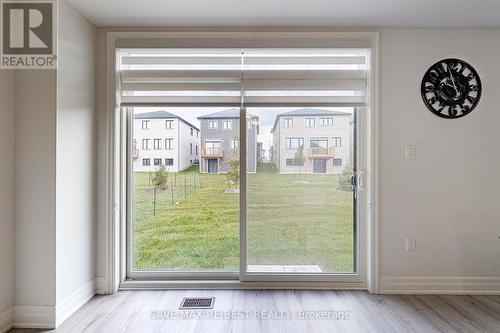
[95,28,107,291]
[15,70,57,308]
[0,70,15,326]
[94,28,500,293]
[133,118,180,172]
[55,0,97,319]
[379,28,500,282]
[178,121,199,171]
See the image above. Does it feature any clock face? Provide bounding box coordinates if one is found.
[421,58,481,119]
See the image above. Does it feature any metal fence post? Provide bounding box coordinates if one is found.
[153,186,157,216]
[171,180,174,204]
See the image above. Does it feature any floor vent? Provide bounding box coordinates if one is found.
[179,297,215,309]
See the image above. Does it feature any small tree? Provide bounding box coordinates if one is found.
[293,146,306,179]
[338,165,354,192]
[227,158,240,189]
[152,165,169,190]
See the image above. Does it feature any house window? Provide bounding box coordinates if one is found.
[305,118,315,127]
[208,120,218,129]
[142,158,150,166]
[286,158,304,166]
[310,138,328,148]
[165,158,174,166]
[165,120,173,129]
[231,139,239,150]
[283,118,293,128]
[223,120,232,130]
[196,131,199,138]
[142,139,150,150]
[190,128,194,136]
[190,143,193,154]
[195,145,198,155]
[154,158,162,166]
[142,120,150,130]
[286,137,304,149]
[333,137,342,147]
[319,118,333,126]
[165,138,173,150]
[153,139,162,150]
[333,158,343,166]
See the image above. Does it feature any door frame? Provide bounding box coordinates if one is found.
[239,107,367,283]
[102,31,380,293]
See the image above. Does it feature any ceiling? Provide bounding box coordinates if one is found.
[68,0,500,28]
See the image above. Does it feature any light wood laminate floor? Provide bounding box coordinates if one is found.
[9,290,500,333]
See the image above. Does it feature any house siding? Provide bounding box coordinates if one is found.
[199,116,258,173]
[272,114,352,174]
[133,117,198,173]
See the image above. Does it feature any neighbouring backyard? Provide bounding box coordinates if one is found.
[132,164,354,273]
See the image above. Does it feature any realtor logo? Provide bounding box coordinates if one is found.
[1,0,57,69]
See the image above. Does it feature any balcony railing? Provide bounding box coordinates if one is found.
[201,147,224,158]
[307,147,335,158]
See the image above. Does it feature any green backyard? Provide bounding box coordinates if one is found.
[132,164,354,273]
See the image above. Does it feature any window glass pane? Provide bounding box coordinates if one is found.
[246,107,356,274]
[131,107,240,271]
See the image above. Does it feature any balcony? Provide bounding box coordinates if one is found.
[307,147,335,158]
[201,147,224,158]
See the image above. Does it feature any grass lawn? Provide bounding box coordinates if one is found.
[133,164,354,273]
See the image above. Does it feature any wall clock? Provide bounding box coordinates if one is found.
[421,58,481,119]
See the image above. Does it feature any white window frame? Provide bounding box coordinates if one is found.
[333,137,342,147]
[142,120,150,130]
[153,138,162,150]
[164,138,173,150]
[231,138,239,150]
[305,118,315,128]
[222,120,232,130]
[208,120,218,129]
[141,138,150,150]
[286,137,304,150]
[104,31,380,293]
[165,119,174,129]
[283,118,293,128]
[320,117,334,127]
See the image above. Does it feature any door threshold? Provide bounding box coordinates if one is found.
[120,279,367,290]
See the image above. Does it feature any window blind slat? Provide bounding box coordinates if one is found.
[119,48,368,107]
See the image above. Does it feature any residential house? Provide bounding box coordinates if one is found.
[198,109,259,173]
[271,108,352,174]
[133,111,199,172]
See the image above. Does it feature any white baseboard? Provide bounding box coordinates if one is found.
[14,305,55,329]
[12,279,97,329]
[95,276,107,295]
[380,276,500,295]
[56,279,96,327]
[0,307,13,333]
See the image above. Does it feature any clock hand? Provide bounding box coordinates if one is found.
[448,64,459,96]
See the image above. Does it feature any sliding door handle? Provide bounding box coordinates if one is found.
[356,170,365,192]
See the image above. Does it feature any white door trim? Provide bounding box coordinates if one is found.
[103,30,380,293]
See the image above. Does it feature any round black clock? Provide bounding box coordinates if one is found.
[421,58,481,119]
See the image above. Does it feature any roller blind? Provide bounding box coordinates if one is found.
[119,48,368,107]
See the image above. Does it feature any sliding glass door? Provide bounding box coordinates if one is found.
[242,107,360,280]
[121,47,367,281]
[128,107,240,276]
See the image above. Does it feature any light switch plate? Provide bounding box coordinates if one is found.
[405,238,416,252]
[405,145,416,160]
